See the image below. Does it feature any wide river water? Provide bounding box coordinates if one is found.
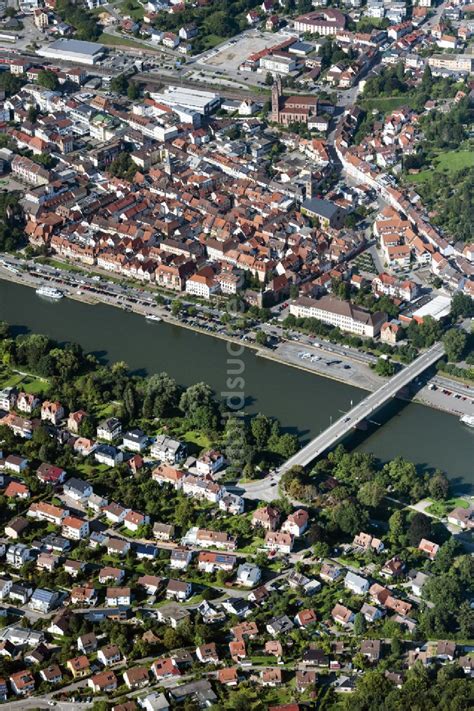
[1,279,472,493]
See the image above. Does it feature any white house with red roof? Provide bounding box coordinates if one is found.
[281,509,309,537]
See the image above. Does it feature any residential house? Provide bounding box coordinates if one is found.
[67,409,87,434]
[197,551,236,574]
[122,428,148,452]
[352,531,384,553]
[41,401,64,425]
[137,575,162,597]
[196,450,225,476]
[166,579,192,602]
[78,633,98,655]
[63,559,85,578]
[97,644,121,666]
[66,655,91,678]
[236,562,261,588]
[156,604,191,630]
[97,417,122,442]
[447,506,474,530]
[124,510,149,532]
[252,505,280,531]
[4,455,28,474]
[152,464,184,489]
[62,515,89,540]
[106,587,131,606]
[170,548,193,571]
[36,463,67,485]
[344,571,369,596]
[229,639,246,662]
[219,493,245,515]
[63,477,93,501]
[217,667,239,686]
[361,639,381,662]
[103,503,130,525]
[196,642,219,665]
[264,531,294,554]
[4,516,28,540]
[10,670,35,696]
[295,608,318,628]
[331,604,355,627]
[150,435,186,464]
[153,523,175,541]
[266,615,294,636]
[123,666,149,690]
[0,387,17,411]
[381,556,405,578]
[40,664,63,685]
[281,509,309,537]
[5,481,30,500]
[16,392,39,414]
[94,443,123,467]
[88,670,118,693]
[151,658,181,681]
[71,587,98,607]
[360,603,383,623]
[418,538,439,560]
[29,588,60,613]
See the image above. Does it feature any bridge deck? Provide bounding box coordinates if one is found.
[279,342,444,473]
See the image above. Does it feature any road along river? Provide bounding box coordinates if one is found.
[1,279,472,493]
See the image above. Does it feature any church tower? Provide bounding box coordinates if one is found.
[271,76,282,123]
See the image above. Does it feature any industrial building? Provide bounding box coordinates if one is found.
[37,39,105,66]
[151,86,221,116]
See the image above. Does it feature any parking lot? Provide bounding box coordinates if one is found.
[202,30,295,73]
[273,341,384,392]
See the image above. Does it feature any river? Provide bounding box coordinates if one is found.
[1,279,472,493]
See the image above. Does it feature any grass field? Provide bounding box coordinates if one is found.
[0,366,49,396]
[407,150,474,183]
[426,497,470,518]
[37,257,84,274]
[98,32,146,49]
[360,95,416,113]
[200,34,226,51]
[119,0,144,20]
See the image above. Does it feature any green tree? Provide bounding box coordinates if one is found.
[127,81,140,101]
[251,413,271,449]
[37,69,59,91]
[450,293,474,319]
[353,612,366,636]
[388,509,406,546]
[275,432,299,459]
[375,357,396,377]
[428,470,449,500]
[344,670,393,710]
[147,372,179,417]
[0,191,25,251]
[333,500,368,536]
[357,479,386,508]
[111,74,129,95]
[255,331,267,346]
[108,152,136,181]
[407,512,432,547]
[442,328,467,363]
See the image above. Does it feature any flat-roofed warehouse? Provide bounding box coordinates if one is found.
[37,39,105,66]
[150,86,221,115]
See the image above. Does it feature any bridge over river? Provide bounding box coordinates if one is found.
[243,342,445,501]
